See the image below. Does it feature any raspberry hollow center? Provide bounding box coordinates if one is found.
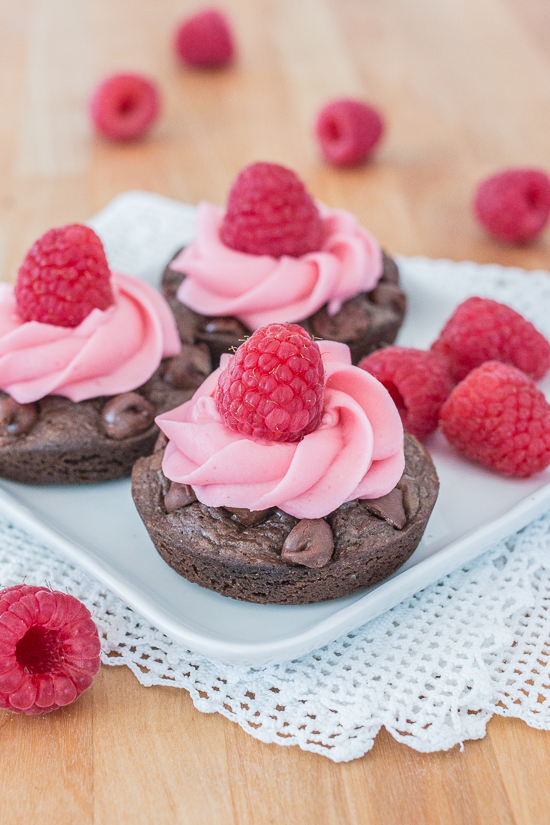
[15,626,63,674]
[118,95,137,116]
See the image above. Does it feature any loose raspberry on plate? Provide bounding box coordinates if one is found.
[216,323,325,441]
[315,99,384,167]
[89,73,160,142]
[473,168,550,243]
[439,361,550,478]
[219,162,326,257]
[0,585,101,715]
[359,347,452,440]
[431,297,550,383]
[174,8,235,68]
[14,224,114,328]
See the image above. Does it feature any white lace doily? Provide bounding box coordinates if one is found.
[1,191,550,763]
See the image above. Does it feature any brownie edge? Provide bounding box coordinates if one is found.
[132,434,439,605]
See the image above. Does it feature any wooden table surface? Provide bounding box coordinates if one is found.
[2,1,550,822]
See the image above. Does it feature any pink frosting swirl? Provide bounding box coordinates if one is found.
[0,272,181,404]
[157,340,404,520]
[172,201,383,329]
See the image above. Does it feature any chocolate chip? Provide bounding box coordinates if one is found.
[102,392,155,439]
[163,344,211,390]
[224,507,272,526]
[0,398,38,439]
[369,282,407,313]
[201,316,249,337]
[397,474,421,519]
[363,487,407,529]
[281,518,334,568]
[164,482,197,513]
[154,431,169,452]
[310,296,371,342]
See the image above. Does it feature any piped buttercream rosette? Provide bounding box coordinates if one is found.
[157,340,405,520]
[0,273,181,404]
[172,202,383,329]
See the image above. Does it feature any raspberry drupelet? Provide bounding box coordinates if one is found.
[0,585,101,714]
[14,224,114,328]
[215,323,325,442]
[439,361,550,478]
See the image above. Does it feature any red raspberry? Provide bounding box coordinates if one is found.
[315,99,384,167]
[219,162,325,258]
[15,224,114,328]
[431,297,550,383]
[174,8,235,68]
[89,73,160,142]
[473,168,550,243]
[0,585,101,715]
[359,347,452,440]
[216,323,325,442]
[440,361,550,478]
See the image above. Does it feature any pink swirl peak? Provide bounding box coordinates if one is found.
[0,272,181,404]
[172,201,383,329]
[157,340,405,520]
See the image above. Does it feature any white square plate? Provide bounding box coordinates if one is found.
[1,191,549,666]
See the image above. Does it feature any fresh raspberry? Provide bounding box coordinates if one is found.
[431,297,550,383]
[359,347,452,440]
[219,163,325,257]
[15,224,114,328]
[440,361,550,478]
[0,585,101,715]
[89,73,160,141]
[216,323,325,442]
[174,8,235,68]
[473,168,550,243]
[315,99,384,167]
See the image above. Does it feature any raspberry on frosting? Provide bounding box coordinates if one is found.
[431,297,550,383]
[315,99,384,167]
[0,585,101,715]
[89,73,161,142]
[219,162,326,257]
[216,323,325,442]
[174,8,235,68]
[15,224,114,328]
[157,338,405,519]
[2,221,182,405]
[440,361,550,478]
[359,347,452,440]
[473,168,550,243]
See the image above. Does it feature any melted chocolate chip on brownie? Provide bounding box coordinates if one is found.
[132,433,438,604]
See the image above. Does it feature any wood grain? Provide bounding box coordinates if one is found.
[1,0,550,823]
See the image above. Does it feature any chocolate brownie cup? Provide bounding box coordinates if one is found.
[161,249,406,368]
[0,222,212,484]
[161,162,406,369]
[0,344,210,484]
[132,432,438,604]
